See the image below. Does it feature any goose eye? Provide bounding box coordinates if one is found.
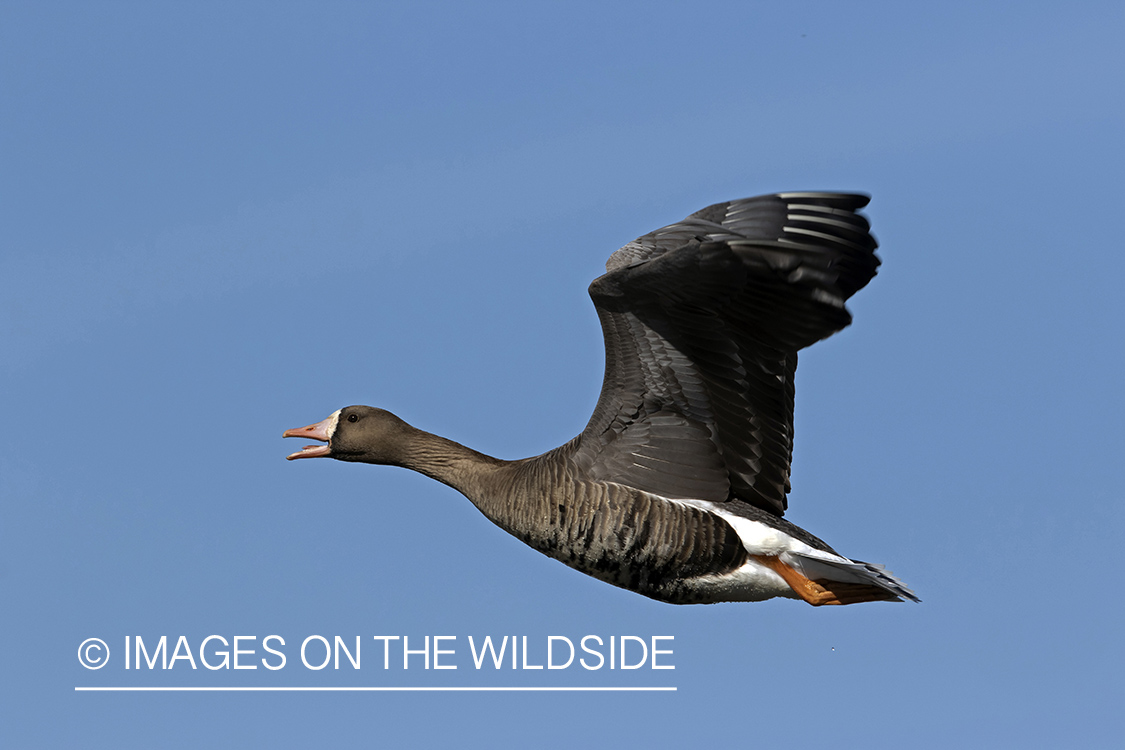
[348,413,358,423]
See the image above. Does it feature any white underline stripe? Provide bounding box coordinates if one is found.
[75,686,676,692]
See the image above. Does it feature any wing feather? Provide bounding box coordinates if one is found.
[574,193,878,516]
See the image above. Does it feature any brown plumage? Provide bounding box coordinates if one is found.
[284,192,917,606]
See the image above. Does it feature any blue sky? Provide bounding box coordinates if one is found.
[3,2,1123,747]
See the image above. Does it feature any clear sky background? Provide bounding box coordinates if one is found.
[3,2,1123,747]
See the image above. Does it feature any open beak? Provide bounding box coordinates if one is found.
[283,413,338,460]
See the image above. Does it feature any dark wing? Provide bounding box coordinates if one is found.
[572,193,879,516]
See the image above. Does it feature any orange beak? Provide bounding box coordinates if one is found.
[282,414,336,460]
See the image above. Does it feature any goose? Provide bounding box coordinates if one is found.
[284,192,918,606]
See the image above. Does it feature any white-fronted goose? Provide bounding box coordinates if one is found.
[285,192,918,606]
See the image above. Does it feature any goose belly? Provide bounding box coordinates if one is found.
[482,478,802,604]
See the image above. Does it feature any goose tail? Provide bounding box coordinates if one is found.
[783,549,920,605]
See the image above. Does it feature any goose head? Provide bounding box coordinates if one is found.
[283,406,411,465]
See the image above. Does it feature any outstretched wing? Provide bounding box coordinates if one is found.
[572,193,879,516]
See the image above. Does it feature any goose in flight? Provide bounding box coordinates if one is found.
[284,192,918,606]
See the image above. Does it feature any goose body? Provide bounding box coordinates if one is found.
[285,192,918,606]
